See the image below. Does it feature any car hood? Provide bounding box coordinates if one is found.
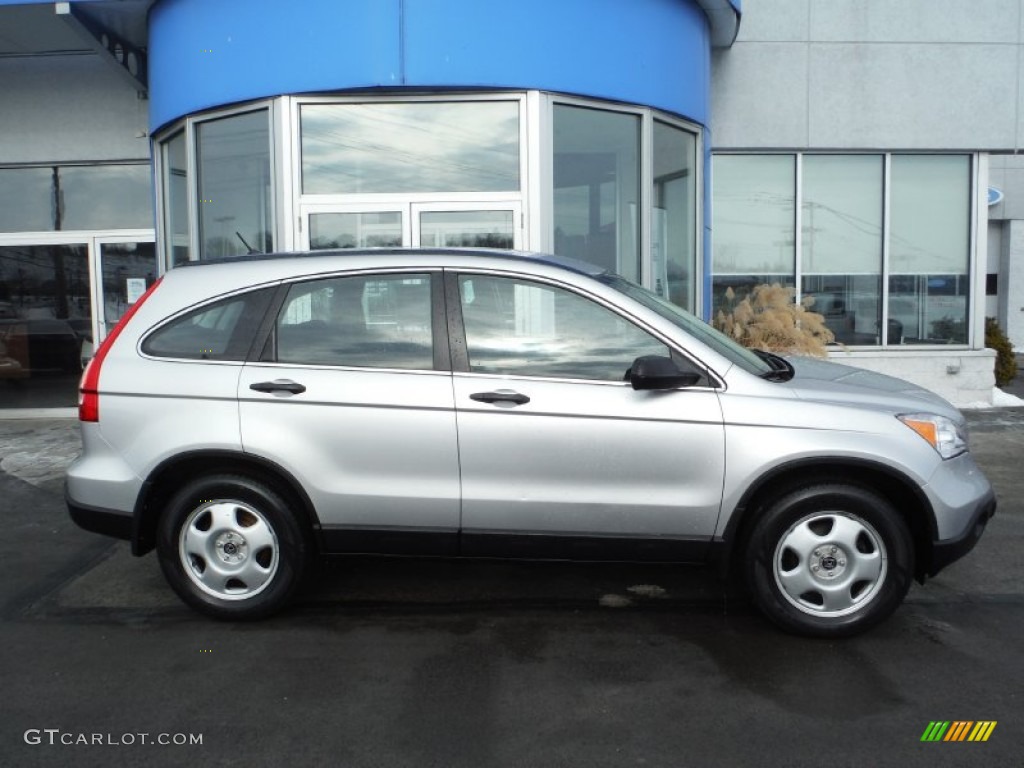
[783,356,963,421]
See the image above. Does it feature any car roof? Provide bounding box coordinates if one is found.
[177,248,607,279]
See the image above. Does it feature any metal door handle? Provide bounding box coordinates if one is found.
[250,379,306,394]
[470,390,530,405]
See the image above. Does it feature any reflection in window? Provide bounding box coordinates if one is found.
[59,165,153,230]
[196,110,274,259]
[275,275,433,369]
[0,168,54,232]
[301,102,520,194]
[310,212,403,250]
[711,155,796,315]
[162,131,190,266]
[419,210,513,248]
[0,244,91,407]
[99,242,158,337]
[711,152,973,347]
[143,289,273,361]
[800,155,883,345]
[0,165,152,234]
[652,121,696,310]
[553,105,641,282]
[889,156,970,344]
[459,275,667,380]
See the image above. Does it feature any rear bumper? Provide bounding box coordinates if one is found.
[66,491,133,541]
[927,490,996,577]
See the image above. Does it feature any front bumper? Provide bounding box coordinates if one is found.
[927,489,996,577]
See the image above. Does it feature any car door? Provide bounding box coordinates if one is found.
[448,271,726,561]
[238,270,460,555]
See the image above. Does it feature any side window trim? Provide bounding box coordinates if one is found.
[443,270,469,373]
[250,282,289,363]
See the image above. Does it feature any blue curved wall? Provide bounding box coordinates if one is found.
[148,0,711,131]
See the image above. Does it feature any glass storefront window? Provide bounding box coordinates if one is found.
[711,153,973,347]
[196,110,274,259]
[553,105,641,282]
[711,154,796,315]
[0,168,53,232]
[59,166,153,231]
[800,155,883,345]
[301,101,520,194]
[309,212,403,250]
[156,95,701,317]
[652,120,697,310]
[0,244,91,407]
[889,155,970,344]
[419,210,514,249]
[162,131,191,266]
[0,166,152,233]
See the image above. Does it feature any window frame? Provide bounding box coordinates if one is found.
[154,100,278,270]
[154,92,705,314]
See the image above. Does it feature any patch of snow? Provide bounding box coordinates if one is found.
[627,584,667,598]
[599,594,632,608]
[960,388,1024,409]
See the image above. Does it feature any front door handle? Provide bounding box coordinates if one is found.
[470,390,530,405]
[250,379,306,394]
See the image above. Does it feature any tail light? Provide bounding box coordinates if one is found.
[79,278,163,422]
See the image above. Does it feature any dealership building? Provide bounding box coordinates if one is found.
[1,0,1020,411]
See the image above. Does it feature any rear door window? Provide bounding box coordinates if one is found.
[268,273,434,370]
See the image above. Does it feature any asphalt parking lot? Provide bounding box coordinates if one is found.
[0,409,1022,768]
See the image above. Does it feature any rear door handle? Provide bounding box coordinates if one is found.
[250,379,306,394]
[469,390,530,405]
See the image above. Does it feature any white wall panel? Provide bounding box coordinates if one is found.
[0,54,149,164]
[809,0,1019,44]
[710,44,808,147]
[807,43,1017,149]
[733,0,808,43]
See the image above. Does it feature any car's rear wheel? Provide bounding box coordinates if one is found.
[744,484,913,637]
[157,474,310,620]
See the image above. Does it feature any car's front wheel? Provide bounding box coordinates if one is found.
[156,474,310,620]
[744,484,913,637]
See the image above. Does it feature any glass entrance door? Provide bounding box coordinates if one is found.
[302,202,522,251]
[95,239,159,343]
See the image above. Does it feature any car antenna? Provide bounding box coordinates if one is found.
[236,231,261,255]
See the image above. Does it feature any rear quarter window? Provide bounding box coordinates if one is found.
[142,288,273,361]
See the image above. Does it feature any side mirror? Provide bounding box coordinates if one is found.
[629,355,701,391]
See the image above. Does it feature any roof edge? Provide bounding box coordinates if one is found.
[696,0,741,48]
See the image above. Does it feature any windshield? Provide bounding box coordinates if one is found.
[599,274,774,377]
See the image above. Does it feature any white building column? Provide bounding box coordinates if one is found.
[999,219,1024,351]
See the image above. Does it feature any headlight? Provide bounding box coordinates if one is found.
[898,413,968,459]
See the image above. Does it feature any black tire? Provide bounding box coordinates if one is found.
[744,484,913,638]
[156,474,311,620]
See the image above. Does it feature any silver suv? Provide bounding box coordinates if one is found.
[66,249,995,636]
